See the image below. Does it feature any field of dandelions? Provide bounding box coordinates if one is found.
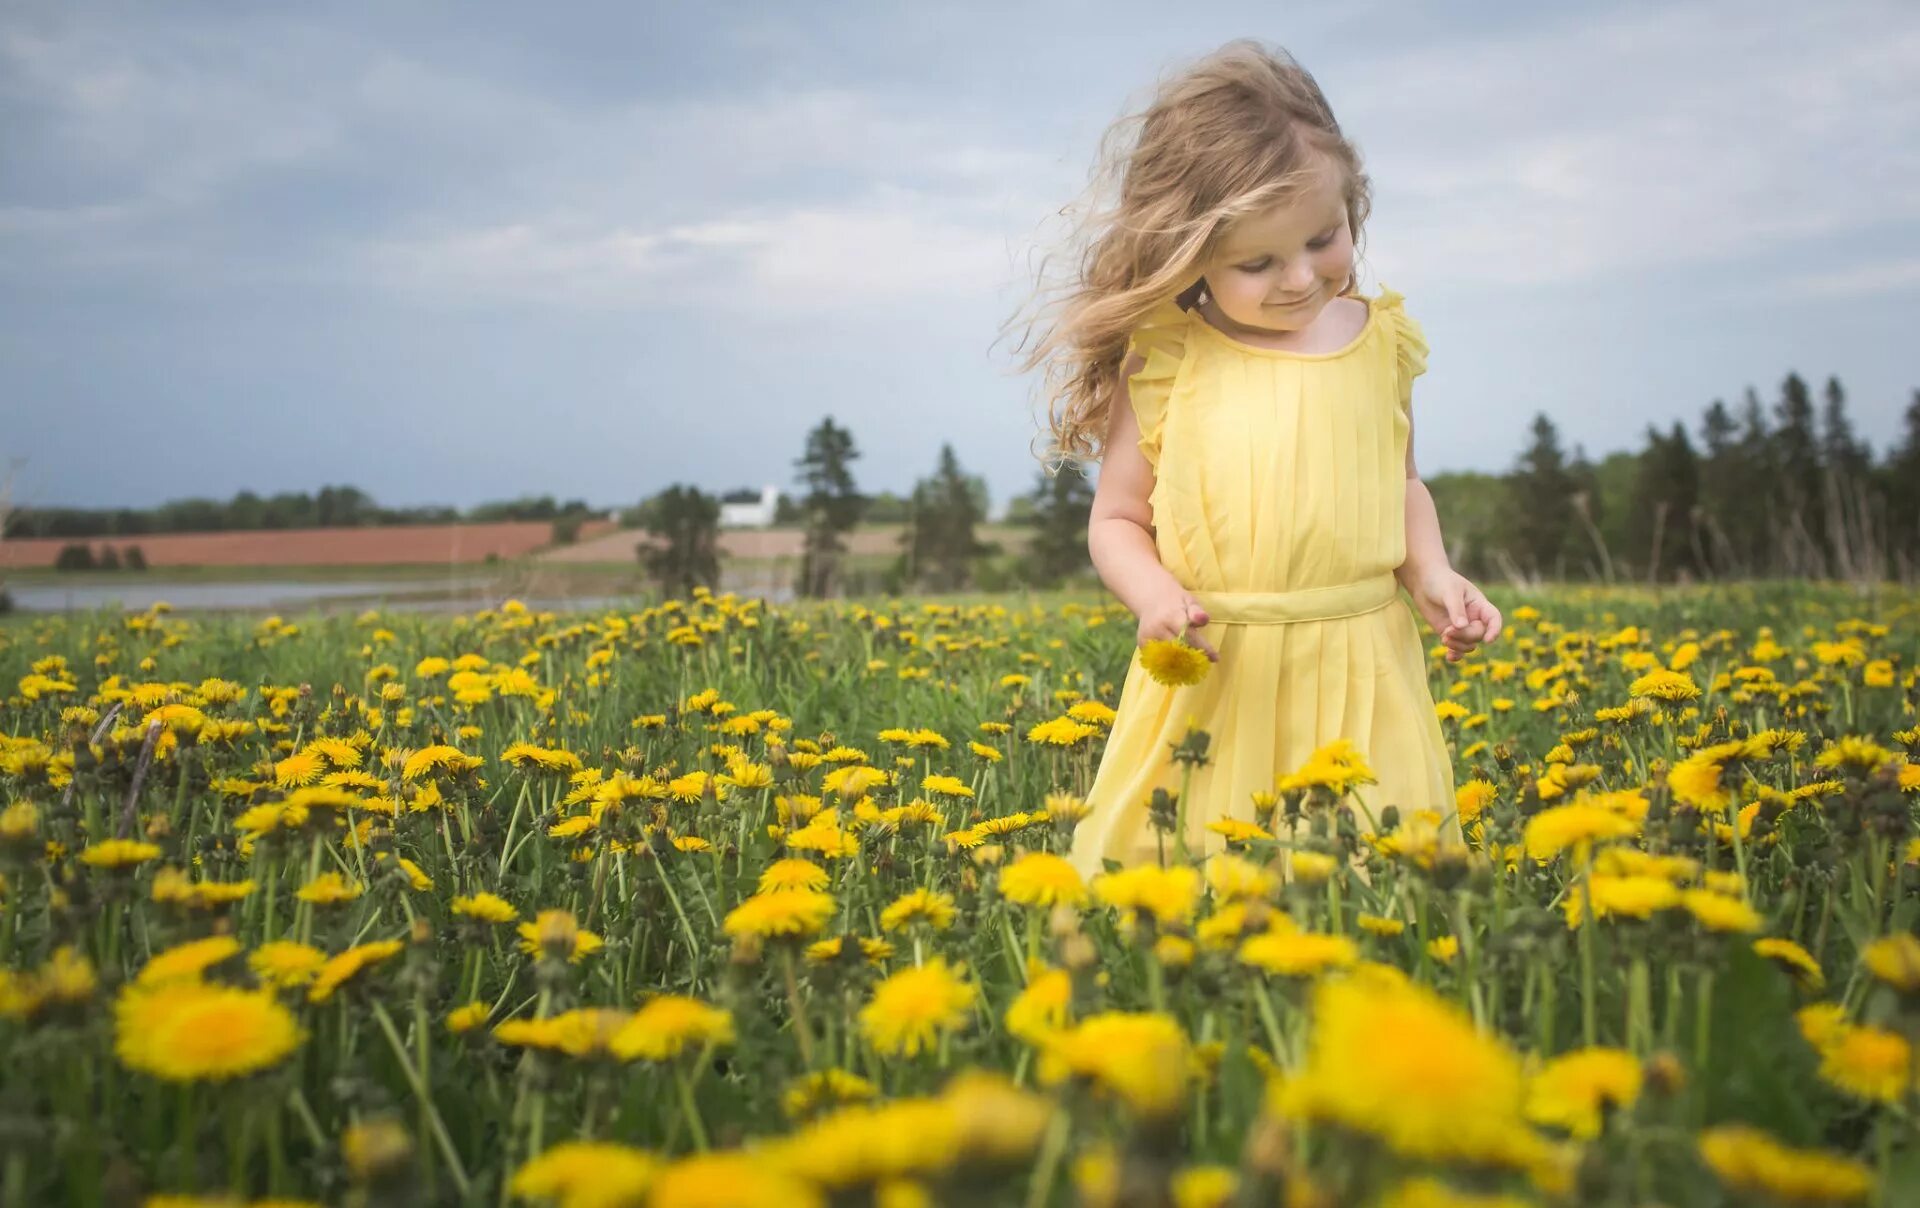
[2,584,1918,1208]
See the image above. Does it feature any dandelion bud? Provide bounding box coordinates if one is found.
[533,909,579,961]
[1061,931,1097,971]
[1241,1113,1294,1178]
[1153,935,1194,968]
[971,844,1005,868]
[1048,903,1082,939]
[1146,788,1178,836]
[341,1117,412,1185]
[1250,790,1279,825]
[730,933,764,967]
[1643,1051,1687,1097]
[410,917,433,946]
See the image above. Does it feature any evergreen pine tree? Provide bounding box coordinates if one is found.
[1508,413,1575,577]
[1820,377,1872,482]
[1018,462,1096,587]
[1735,387,1776,573]
[1696,398,1745,575]
[1772,372,1825,571]
[1629,423,1700,582]
[793,416,866,598]
[1882,390,1920,574]
[638,484,722,599]
[899,444,988,591]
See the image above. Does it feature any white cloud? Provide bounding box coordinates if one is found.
[1339,1,1920,292]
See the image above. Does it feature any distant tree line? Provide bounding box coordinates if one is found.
[22,368,1916,595]
[1435,373,1920,584]
[636,418,1095,599]
[6,486,601,540]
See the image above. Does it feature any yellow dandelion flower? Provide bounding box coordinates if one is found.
[1094,865,1201,926]
[879,888,957,933]
[1753,938,1825,991]
[723,889,836,941]
[1139,639,1211,687]
[114,981,303,1081]
[1697,1124,1872,1205]
[509,1141,659,1208]
[612,995,735,1061]
[1238,931,1358,978]
[1524,1047,1642,1139]
[307,940,405,1004]
[135,936,241,987]
[998,852,1088,910]
[758,858,830,893]
[1862,933,1920,993]
[294,871,364,906]
[451,892,519,924]
[859,958,977,1058]
[1038,1011,1190,1118]
[1271,976,1536,1171]
[78,839,163,869]
[1006,966,1073,1046]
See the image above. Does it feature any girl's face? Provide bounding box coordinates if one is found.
[1198,165,1355,335]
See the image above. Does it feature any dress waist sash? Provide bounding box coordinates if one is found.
[1188,572,1400,625]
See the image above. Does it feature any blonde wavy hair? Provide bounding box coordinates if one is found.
[1002,38,1375,472]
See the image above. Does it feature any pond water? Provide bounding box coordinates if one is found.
[6,579,488,614]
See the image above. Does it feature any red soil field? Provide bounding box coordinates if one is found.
[0,520,617,569]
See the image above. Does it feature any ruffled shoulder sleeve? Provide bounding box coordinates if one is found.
[1374,283,1429,413]
[1121,297,1191,471]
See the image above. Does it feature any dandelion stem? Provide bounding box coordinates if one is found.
[1023,1107,1071,1208]
[780,946,817,1070]
[673,1063,710,1151]
[370,1000,471,1199]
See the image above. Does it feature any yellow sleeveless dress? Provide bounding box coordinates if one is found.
[1068,282,1457,876]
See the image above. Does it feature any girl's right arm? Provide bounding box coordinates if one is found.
[1087,351,1219,661]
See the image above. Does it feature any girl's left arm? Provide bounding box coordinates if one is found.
[1395,411,1503,663]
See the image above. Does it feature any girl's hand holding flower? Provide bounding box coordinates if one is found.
[1137,583,1218,662]
[1409,570,1502,663]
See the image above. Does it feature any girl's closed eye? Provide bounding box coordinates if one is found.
[1237,230,1338,273]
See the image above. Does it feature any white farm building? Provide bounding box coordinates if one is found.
[718,484,781,528]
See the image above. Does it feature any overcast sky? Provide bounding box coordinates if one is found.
[4,0,1917,518]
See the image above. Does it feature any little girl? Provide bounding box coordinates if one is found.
[1010,39,1503,876]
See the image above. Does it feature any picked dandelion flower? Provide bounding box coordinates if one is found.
[1139,638,1211,687]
